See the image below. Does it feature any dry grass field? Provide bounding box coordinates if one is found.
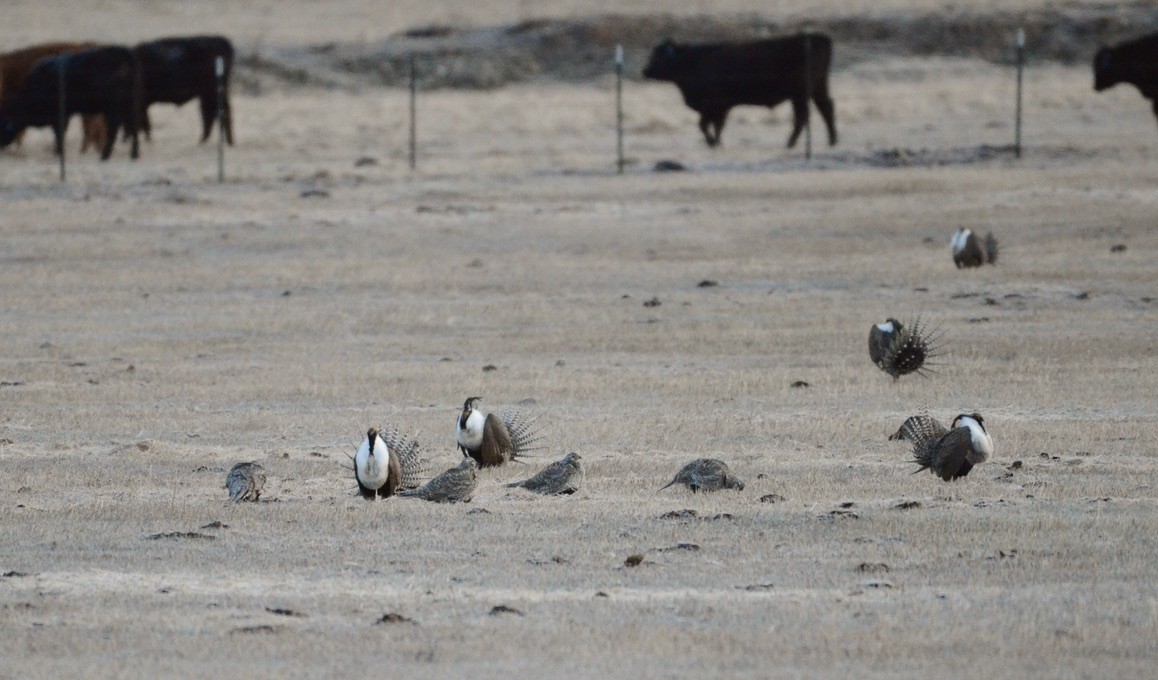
[1,2,1156,678]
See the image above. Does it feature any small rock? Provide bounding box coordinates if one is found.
[660,509,697,520]
[265,607,306,618]
[1110,244,1126,253]
[643,297,661,308]
[200,521,228,530]
[232,625,282,634]
[760,493,785,504]
[821,509,859,520]
[791,380,810,388]
[489,605,523,616]
[856,562,890,574]
[482,364,497,372]
[466,508,491,516]
[299,189,330,199]
[696,279,718,288]
[654,159,687,172]
[624,554,644,567]
[1007,461,1023,470]
[376,612,416,625]
[894,500,922,510]
[145,531,215,541]
[658,543,700,552]
[354,156,378,167]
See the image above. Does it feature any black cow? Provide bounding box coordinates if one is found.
[643,34,837,148]
[1094,32,1158,125]
[134,35,234,144]
[0,46,140,160]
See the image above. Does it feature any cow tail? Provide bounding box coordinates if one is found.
[132,50,144,134]
[129,49,143,157]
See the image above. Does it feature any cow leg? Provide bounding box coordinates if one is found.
[127,117,139,160]
[199,96,216,144]
[699,110,727,147]
[814,94,838,146]
[51,118,67,157]
[698,115,717,146]
[786,96,809,148]
[140,108,152,142]
[81,116,108,155]
[100,114,118,161]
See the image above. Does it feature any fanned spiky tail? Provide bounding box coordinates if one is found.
[984,232,999,265]
[502,408,547,460]
[883,316,947,379]
[889,414,949,474]
[378,424,431,489]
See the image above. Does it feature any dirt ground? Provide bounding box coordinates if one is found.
[1,2,1156,678]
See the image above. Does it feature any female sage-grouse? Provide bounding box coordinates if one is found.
[456,397,545,467]
[868,316,945,379]
[660,458,744,493]
[398,458,478,503]
[951,228,999,268]
[506,452,584,495]
[226,462,266,502]
[890,412,994,480]
[353,426,428,500]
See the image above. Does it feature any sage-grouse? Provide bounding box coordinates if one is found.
[951,228,999,268]
[354,426,428,500]
[868,316,944,379]
[660,458,744,493]
[890,412,994,480]
[226,462,266,502]
[398,458,478,503]
[506,452,584,495]
[456,397,545,467]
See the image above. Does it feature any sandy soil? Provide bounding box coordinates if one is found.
[1,2,1156,678]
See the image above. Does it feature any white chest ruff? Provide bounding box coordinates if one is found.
[457,410,485,450]
[875,321,895,333]
[355,436,391,489]
[951,228,973,256]
[960,418,993,462]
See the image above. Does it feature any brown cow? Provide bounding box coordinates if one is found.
[0,42,108,153]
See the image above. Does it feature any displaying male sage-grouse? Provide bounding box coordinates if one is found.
[660,458,745,492]
[398,458,478,503]
[506,452,584,495]
[951,228,999,268]
[225,462,266,502]
[868,316,945,379]
[353,426,428,500]
[456,397,545,467]
[889,412,994,481]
